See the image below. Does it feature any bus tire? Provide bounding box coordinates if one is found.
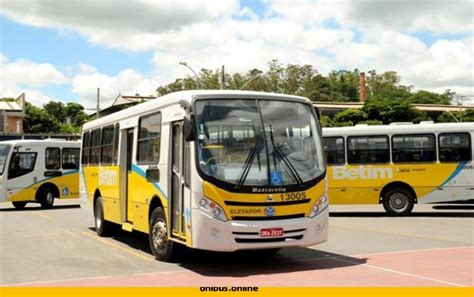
[12,201,27,210]
[94,197,114,237]
[149,207,178,262]
[382,187,414,216]
[39,186,55,209]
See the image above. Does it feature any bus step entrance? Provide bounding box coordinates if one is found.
[121,223,133,232]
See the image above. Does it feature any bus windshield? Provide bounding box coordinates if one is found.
[195,99,324,188]
[0,144,11,175]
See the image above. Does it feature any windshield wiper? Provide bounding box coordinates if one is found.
[274,146,304,185]
[268,126,303,185]
[235,145,256,189]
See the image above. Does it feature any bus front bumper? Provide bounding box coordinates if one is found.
[191,207,329,252]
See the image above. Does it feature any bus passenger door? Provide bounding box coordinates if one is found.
[119,128,134,224]
[170,122,186,240]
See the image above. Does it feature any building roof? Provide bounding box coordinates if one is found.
[0,101,23,111]
[111,94,157,107]
[0,93,25,116]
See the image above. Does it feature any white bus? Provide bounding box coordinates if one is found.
[0,139,81,209]
[323,122,474,215]
[80,90,328,261]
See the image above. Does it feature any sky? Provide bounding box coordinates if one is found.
[0,0,473,109]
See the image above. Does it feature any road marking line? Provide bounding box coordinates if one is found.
[30,211,56,223]
[331,223,468,244]
[351,245,474,258]
[79,231,153,262]
[332,257,466,287]
[0,269,185,287]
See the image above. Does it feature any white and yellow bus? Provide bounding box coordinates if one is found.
[323,122,474,216]
[0,139,81,209]
[80,90,328,261]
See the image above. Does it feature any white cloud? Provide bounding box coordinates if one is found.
[0,55,67,106]
[269,0,472,34]
[2,59,68,87]
[1,0,473,105]
[1,0,239,33]
[344,0,472,34]
[71,69,159,109]
[0,79,54,107]
[0,0,241,52]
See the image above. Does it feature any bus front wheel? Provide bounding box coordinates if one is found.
[149,207,178,262]
[12,201,27,210]
[382,187,414,216]
[94,197,114,237]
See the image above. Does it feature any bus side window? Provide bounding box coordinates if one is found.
[323,137,345,165]
[90,129,101,165]
[439,133,472,162]
[100,125,114,165]
[8,152,37,179]
[45,147,61,170]
[63,148,80,170]
[137,112,162,164]
[82,131,90,166]
[347,135,389,164]
[392,134,436,163]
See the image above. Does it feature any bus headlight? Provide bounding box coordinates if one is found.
[198,197,228,222]
[309,195,328,218]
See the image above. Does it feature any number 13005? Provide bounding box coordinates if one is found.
[280,192,306,201]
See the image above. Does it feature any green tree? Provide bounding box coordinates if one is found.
[332,109,367,125]
[366,70,412,100]
[24,102,61,133]
[64,102,89,127]
[0,97,15,102]
[328,70,360,102]
[302,74,332,101]
[463,109,474,122]
[437,109,474,123]
[363,97,427,124]
[409,90,451,105]
[319,115,333,127]
[43,101,66,123]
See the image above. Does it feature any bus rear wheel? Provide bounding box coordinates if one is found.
[149,207,179,262]
[382,187,414,216]
[39,187,55,209]
[94,197,115,237]
[12,201,27,210]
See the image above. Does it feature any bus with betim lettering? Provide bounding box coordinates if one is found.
[0,139,81,209]
[80,90,328,261]
[323,122,474,216]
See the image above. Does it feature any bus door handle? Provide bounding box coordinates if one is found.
[340,188,347,192]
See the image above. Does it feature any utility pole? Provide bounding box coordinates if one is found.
[220,65,225,89]
[96,88,100,119]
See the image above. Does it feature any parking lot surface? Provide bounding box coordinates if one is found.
[0,200,472,287]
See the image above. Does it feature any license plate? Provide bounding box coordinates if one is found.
[260,228,284,237]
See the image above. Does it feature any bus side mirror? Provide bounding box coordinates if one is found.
[183,114,197,142]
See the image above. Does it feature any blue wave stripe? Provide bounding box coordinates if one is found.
[131,164,168,200]
[440,161,467,187]
[25,169,79,189]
